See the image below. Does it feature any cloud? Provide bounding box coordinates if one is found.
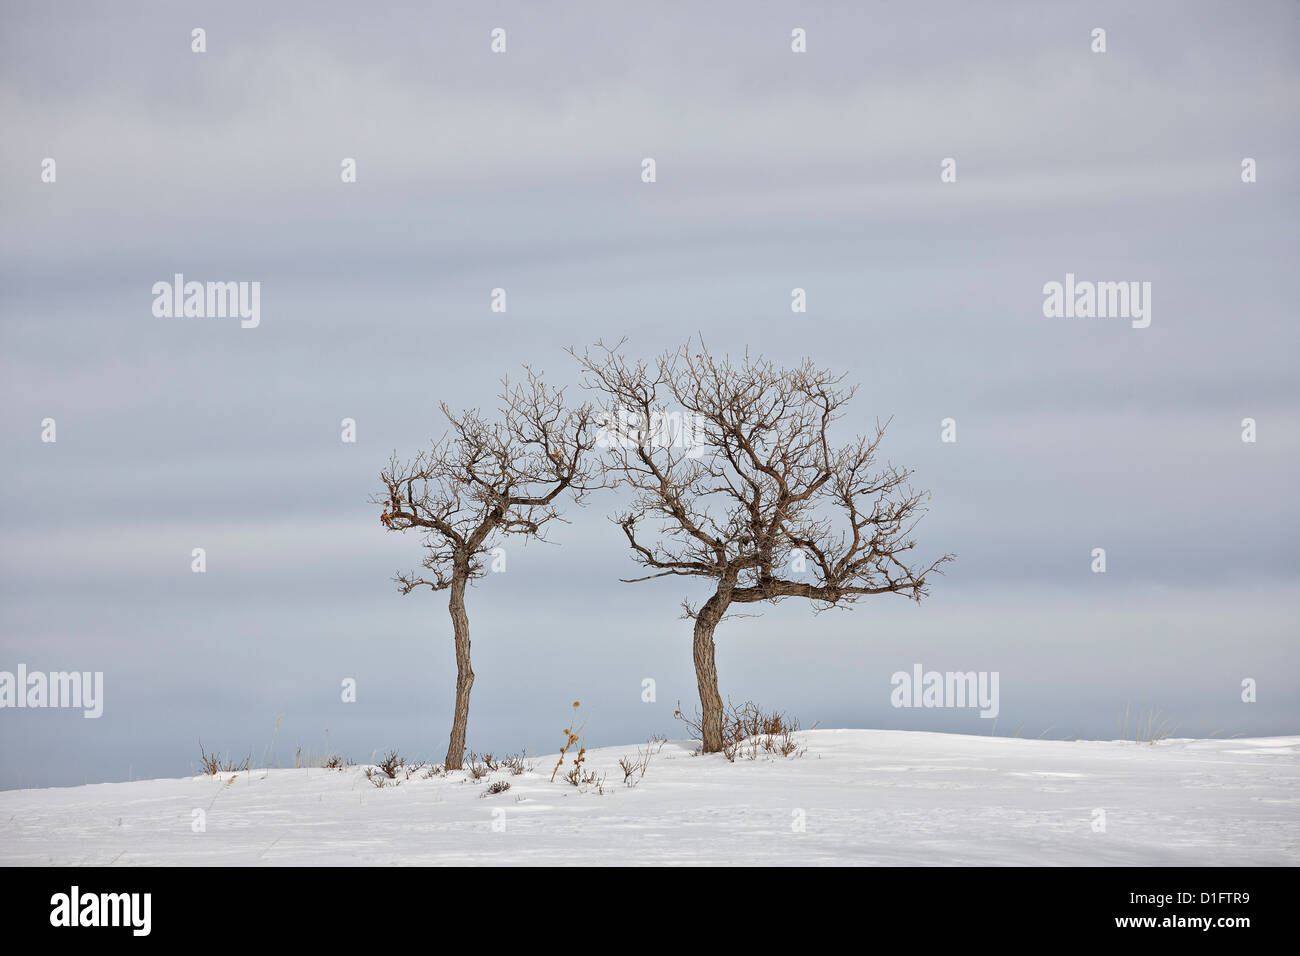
[1,0,1297,788]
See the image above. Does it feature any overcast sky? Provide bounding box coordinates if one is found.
[1,0,1297,788]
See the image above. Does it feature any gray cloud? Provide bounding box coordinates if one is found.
[1,0,1297,788]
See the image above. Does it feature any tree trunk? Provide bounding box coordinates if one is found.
[443,568,473,770]
[693,578,734,753]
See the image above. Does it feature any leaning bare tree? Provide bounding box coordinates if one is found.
[374,369,597,770]
[574,339,953,754]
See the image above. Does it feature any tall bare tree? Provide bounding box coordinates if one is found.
[574,340,953,753]
[375,369,597,770]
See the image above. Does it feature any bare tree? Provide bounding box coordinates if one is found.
[573,339,953,753]
[374,369,598,770]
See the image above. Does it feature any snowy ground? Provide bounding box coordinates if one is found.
[1,730,1297,865]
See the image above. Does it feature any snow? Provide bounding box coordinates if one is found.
[2,730,1296,865]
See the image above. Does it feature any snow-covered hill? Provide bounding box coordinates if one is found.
[2,730,1296,865]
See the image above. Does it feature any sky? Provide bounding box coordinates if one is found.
[1,0,1297,789]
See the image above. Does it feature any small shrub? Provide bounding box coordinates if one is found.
[466,752,492,780]
[374,749,404,778]
[198,742,250,776]
[618,755,639,786]
[481,780,511,796]
[674,699,807,762]
[619,736,666,787]
[364,767,395,788]
[502,752,533,776]
[565,765,605,794]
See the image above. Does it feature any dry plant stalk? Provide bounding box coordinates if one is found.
[550,701,586,782]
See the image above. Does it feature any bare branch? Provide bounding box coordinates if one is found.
[376,366,601,594]
[573,336,953,608]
